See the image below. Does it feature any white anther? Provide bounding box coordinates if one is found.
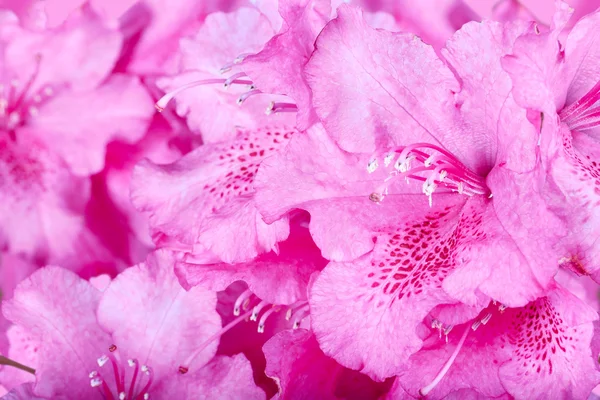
[266,101,274,115]
[144,394,150,400]
[471,320,482,331]
[285,308,293,321]
[141,365,149,374]
[97,355,109,367]
[488,193,493,198]
[119,392,126,400]
[90,377,103,387]
[457,181,464,194]
[498,304,507,312]
[367,158,379,173]
[128,359,136,367]
[444,325,454,336]
[395,155,414,172]
[383,153,394,167]
[89,371,98,378]
[28,106,38,116]
[481,313,492,325]
[424,154,436,167]
[439,170,447,182]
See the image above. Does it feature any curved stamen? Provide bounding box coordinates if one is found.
[250,300,269,321]
[127,359,140,400]
[237,89,262,105]
[155,78,253,111]
[266,101,298,115]
[258,305,282,333]
[419,323,470,396]
[291,304,311,329]
[134,366,153,400]
[179,307,255,373]
[234,289,254,316]
[223,72,248,88]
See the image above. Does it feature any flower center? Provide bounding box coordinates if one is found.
[0,55,54,133]
[89,345,154,400]
[559,80,600,132]
[177,288,309,374]
[367,143,490,206]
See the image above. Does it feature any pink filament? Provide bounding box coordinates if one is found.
[419,324,470,396]
[155,78,253,111]
[179,307,255,371]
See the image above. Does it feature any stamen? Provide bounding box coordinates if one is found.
[128,359,140,400]
[179,307,255,372]
[265,101,298,115]
[233,289,254,316]
[419,324,470,396]
[155,78,253,112]
[257,306,281,333]
[291,304,310,329]
[250,300,269,321]
[237,89,261,106]
[223,72,247,88]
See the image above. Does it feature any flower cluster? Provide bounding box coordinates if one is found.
[1,0,600,399]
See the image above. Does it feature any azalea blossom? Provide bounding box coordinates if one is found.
[253,3,582,382]
[0,251,264,399]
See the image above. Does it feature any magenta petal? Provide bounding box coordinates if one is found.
[305,5,460,154]
[2,266,110,398]
[97,250,222,378]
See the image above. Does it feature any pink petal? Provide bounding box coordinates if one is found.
[304,5,460,155]
[177,217,327,305]
[153,354,266,399]
[441,19,533,174]
[1,383,46,400]
[24,74,154,176]
[563,8,600,105]
[125,0,243,75]
[97,250,222,378]
[264,329,389,399]
[3,5,122,94]
[1,266,110,398]
[0,0,46,29]
[0,136,118,270]
[131,125,295,263]
[309,196,487,381]
[241,0,333,127]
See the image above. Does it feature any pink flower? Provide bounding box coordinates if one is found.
[256,6,569,380]
[264,329,391,399]
[131,124,296,263]
[0,6,153,270]
[502,2,600,280]
[0,251,264,399]
[390,284,599,399]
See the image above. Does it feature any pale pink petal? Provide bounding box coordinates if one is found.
[23,74,154,176]
[305,5,461,156]
[132,125,294,263]
[1,266,110,398]
[97,250,222,378]
[0,0,46,29]
[177,217,326,305]
[1,383,46,400]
